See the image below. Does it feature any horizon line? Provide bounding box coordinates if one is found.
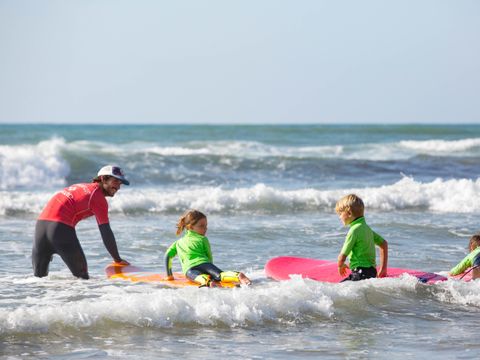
[1,121,479,126]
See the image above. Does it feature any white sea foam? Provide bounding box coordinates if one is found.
[3,273,478,335]
[0,138,69,191]
[0,191,53,215]
[0,277,335,333]
[400,138,480,154]
[434,278,480,306]
[108,176,480,214]
[3,176,480,215]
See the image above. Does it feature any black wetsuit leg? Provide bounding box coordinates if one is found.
[186,263,223,282]
[341,266,377,282]
[32,220,54,277]
[33,220,89,279]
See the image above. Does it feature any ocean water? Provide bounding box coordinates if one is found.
[1,124,480,359]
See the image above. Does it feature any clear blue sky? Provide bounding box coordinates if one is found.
[0,0,479,124]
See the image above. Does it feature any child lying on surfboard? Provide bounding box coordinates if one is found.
[335,194,389,282]
[449,234,480,280]
[164,209,251,287]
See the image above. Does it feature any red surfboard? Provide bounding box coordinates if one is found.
[265,256,448,284]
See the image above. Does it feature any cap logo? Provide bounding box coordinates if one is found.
[112,167,124,176]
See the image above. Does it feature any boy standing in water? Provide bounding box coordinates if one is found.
[449,234,480,280]
[335,194,388,281]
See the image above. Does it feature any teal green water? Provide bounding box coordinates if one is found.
[1,124,480,359]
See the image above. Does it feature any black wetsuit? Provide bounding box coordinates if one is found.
[33,221,121,279]
[186,263,224,282]
[341,266,377,282]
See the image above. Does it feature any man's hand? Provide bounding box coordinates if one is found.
[114,259,130,266]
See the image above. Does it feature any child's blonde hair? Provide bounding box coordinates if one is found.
[335,194,365,218]
[176,209,207,236]
[469,234,480,250]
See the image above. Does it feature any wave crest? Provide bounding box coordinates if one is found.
[0,137,69,190]
[3,176,480,215]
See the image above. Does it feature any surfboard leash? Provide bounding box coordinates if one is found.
[459,265,480,280]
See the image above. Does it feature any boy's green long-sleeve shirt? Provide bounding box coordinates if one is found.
[165,230,213,274]
[450,247,480,276]
[341,216,384,269]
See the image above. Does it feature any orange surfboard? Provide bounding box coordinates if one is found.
[105,263,239,288]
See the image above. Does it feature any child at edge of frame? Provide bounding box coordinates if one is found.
[449,234,480,280]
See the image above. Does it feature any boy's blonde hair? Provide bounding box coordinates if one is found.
[335,194,365,218]
[469,234,480,250]
[176,209,207,236]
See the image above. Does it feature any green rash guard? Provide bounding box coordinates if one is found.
[450,247,480,276]
[341,217,384,269]
[165,230,213,274]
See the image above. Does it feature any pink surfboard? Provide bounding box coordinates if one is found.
[265,256,448,284]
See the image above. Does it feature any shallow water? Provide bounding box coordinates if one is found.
[2,124,480,359]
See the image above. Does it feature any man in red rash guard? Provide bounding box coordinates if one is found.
[32,165,130,279]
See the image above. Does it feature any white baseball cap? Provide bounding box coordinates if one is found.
[97,165,130,185]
